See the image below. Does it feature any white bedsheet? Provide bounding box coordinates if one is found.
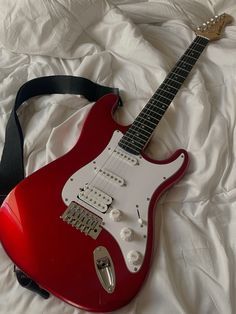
[0,0,236,313]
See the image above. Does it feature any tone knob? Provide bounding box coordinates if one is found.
[120,227,133,241]
[109,209,121,221]
[127,250,142,266]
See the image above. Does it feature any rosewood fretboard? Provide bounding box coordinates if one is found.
[118,36,209,155]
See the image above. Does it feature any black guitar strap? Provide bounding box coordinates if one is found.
[0,75,120,298]
[0,75,120,205]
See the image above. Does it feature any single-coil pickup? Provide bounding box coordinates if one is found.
[60,201,102,239]
[98,169,125,186]
[112,149,139,166]
[78,186,112,213]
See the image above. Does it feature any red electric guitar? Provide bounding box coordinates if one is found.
[0,14,232,312]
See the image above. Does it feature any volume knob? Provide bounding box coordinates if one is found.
[120,227,133,241]
[109,209,121,222]
[127,250,142,266]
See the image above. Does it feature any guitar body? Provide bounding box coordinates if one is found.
[0,94,188,312]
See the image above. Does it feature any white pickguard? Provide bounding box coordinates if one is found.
[62,130,185,272]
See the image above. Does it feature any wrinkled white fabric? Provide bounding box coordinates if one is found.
[0,0,236,313]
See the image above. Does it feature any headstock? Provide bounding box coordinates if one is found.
[195,13,233,41]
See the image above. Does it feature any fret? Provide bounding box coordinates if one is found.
[149,97,168,108]
[152,93,173,104]
[142,104,167,117]
[165,78,182,90]
[118,35,209,155]
[148,101,167,112]
[124,127,152,141]
[170,72,186,80]
[135,114,158,127]
[131,131,150,142]
[167,75,185,85]
[154,91,173,104]
[131,135,147,145]
[119,143,140,155]
[188,47,203,54]
[194,40,207,48]
[134,116,157,128]
[130,119,155,134]
[181,56,198,66]
[183,54,198,61]
[119,138,143,153]
[159,83,178,97]
[177,61,195,70]
[158,87,176,97]
[133,123,154,136]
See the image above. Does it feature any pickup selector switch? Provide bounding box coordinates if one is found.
[120,227,133,241]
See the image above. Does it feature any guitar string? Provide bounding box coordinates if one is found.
[78,36,209,213]
[119,36,209,154]
[80,35,208,208]
[121,37,208,152]
[86,36,208,186]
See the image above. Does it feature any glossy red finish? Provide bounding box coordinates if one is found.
[0,94,189,312]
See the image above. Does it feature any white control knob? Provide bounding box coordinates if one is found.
[109,209,121,222]
[120,227,133,241]
[127,250,142,266]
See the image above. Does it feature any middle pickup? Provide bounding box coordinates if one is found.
[97,169,125,186]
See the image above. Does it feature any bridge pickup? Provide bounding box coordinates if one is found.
[60,201,102,239]
[78,185,112,213]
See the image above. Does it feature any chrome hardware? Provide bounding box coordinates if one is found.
[60,202,102,239]
[94,246,116,293]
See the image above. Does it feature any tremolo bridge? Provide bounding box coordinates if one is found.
[60,201,102,239]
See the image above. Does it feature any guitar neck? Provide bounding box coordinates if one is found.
[119,35,209,155]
